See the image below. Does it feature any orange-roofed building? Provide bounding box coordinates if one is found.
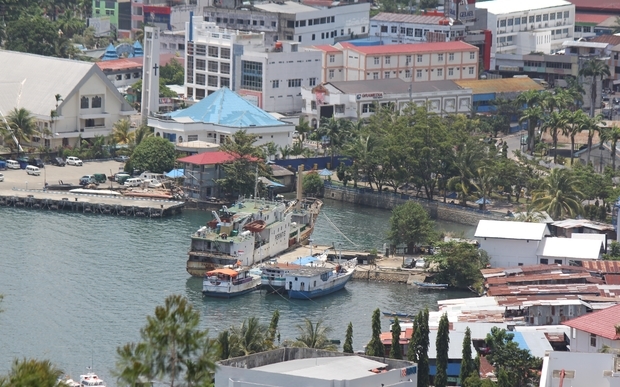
[309,41,479,83]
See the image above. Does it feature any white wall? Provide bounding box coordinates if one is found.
[369,21,466,44]
[540,351,620,387]
[477,238,540,267]
[294,3,370,45]
[570,328,620,353]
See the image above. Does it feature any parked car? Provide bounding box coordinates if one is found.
[93,173,107,183]
[114,172,131,184]
[0,173,4,182]
[402,258,415,269]
[51,157,66,166]
[115,155,130,162]
[143,178,163,188]
[28,158,44,168]
[123,177,143,187]
[6,160,20,169]
[66,156,83,166]
[79,175,97,186]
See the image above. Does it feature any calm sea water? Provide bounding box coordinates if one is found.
[0,199,473,383]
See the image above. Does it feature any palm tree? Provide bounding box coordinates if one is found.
[516,89,543,152]
[229,317,268,357]
[579,58,611,118]
[585,114,605,166]
[112,119,135,145]
[291,318,337,351]
[446,142,483,206]
[57,10,85,38]
[471,167,495,211]
[600,124,620,170]
[0,358,65,387]
[532,168,584,220]
[541,111,569,164]
[5,107,38,157]
[318,116,352,165]
[295,116,312,143]
[133,124,153,146]
[565,109,589,165]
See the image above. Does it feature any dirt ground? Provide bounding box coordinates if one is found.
[0,160,126,190]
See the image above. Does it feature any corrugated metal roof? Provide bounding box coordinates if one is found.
[551,219,615,231]
[371,12,447,25]
[486,272,594,286]
[605,274,620,285]
[475,220,550,240]
[513,331,553,358]
[487,284,601,297]
[167,88,285,127]
[570,0,620,12]
[536,238,602,260]
[338,40,476,55]
[562,303,620,340]
[562,41,611,49]
[328,79,463,95]
[454,78,543,95]
[583,260,620,273]
[254,356,388,380]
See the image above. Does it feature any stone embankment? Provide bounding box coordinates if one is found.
[352,266,427,283]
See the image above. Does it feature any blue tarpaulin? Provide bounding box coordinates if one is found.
[319,168,333,176]
[166,169,185,178]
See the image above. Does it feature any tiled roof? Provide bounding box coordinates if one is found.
[177,151,236,165]
[167,88,285,127]
[574,13,614,24]
[371,12,448,25]
[590,35,620,46]
[96,58,142,71]
[562,303,620,340]
[338,41,476,55]
[454,78,544,94]
[311,45,342,53]
[569,0,620,12]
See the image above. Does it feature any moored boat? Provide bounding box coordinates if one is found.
[286,259,356,300]
[414,282,448,289]
[79,370,106,387]
[260,262,302,293]
[382,311,414,318]
[202,267,261,298]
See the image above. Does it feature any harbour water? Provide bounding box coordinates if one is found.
[0,199,474,383]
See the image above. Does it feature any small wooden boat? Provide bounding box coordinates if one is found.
[382,311,414,318]
[414,282,448,289]
[46,180,80,191]
[244,219,266,233]
[203,267,261,298]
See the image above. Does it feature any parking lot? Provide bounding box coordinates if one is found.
[0,160,127,190]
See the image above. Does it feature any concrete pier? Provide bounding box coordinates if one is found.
[0,188,184,218]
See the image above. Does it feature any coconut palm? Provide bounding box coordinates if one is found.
[579,58,610,118]
[0,358,65,387]
[585,114,605,166]
[134,124,153,146]
[57,10,85,38]
[532,168,584,220]
[516,89,543,152]
[471,167,495,211]
[565,109,589,165]
[318,116,352,165]
[112,119,135,145]
[519,105,544,154]
[541,111,569,164]
[229,317,268,357]
[290,318,337,351]
[446,142,484,205]
[5,107,38,157]
[295,116,312,143]
[600,124,620,170]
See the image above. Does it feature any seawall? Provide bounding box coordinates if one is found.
[324,184,504,226]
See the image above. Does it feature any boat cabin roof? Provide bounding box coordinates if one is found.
[287,266,333,277]
[207,268,239,277]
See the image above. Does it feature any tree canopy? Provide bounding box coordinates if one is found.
[387,201,436,253]
[428,242,490,290]
[129,136,176,174]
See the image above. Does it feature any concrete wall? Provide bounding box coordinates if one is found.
[540,351,620,387]
[570,328,620,353]
[324,184,503,226]
[477,238,540,267]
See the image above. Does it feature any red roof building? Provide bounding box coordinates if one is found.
[177,151,236,166]
[568,0,620,14]
[562,303,620,352]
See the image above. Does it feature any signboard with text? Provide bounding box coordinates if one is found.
[356,92,383,100]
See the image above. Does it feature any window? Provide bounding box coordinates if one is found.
[554,259,562,264]
[309,77,316,86]
[374,57,379,65]
[540,258,549,264]
[522,17,527,24]
[417,54,423,62]
[550,12,555,20]
[328,69,334,79]
[372,72,379,79]
[405,55,411,64]
[116,74,122,80]
[543,13,548,21]
[311,101,316,110]
[196,88,205,100]
[384,71,390,78]
[196,59,206,71]
[438,53,444,61]
[221,48,230,59]
[133,72,140,78]
[385,56,391,64]
[437,68,443,77]
[406,28,414,36]
[449,53,454,61]
[529,16,534,23]
[470,52,475,60]
[405,69,411,78]
[208,61,218,72]
[241,60,263,91]
[124,73,131,80]
[335,104,344,114]
[221,77,230,88]
[320,17,326,24]
[557,12,562,19]
[415,28,422,37]
[312,34,315,41]
[300,20,306,27]
[80,96,89,109]
[564,11,569,18]
[188,135,198,142]
[208,75,218,87]
[499,20,506,27]
[391,26,397,33]
[416,69,422,78]
[536,15,541,22]
[380,25,387,33]
[362,103,375,113]
[362,26,365,33]
[583,26,591,33]
[515,17,521,25]
[272,80,279,88]
[448,68,453,76]
[590,334,597,347]
[469,66,474,75]
[329,54,335,63]
[220,63,230,74]
[507,18,513,26]
[91,96,102,108]
[331,16,334,22]
[287,20,294,28]
[208,46,218,57]
[260,20,265,26]
[196,44,206,56]
[288,78,302,87]
[196,73,206,85]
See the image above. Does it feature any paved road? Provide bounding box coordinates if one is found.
[501,130,528,160]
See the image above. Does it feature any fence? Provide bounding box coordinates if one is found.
[274,156,351,171]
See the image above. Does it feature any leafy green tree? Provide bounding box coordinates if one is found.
[484,327,542,387]
[130,136,176,173]
[343,322,354,353]
[291,318,337,351]
[390,317,402,359]
[387,201,435,254]
[5,15,60,56]
[435,313,450,387]
[302,171,324,196]
[266,309,280,349]
[295,116,312,143]
[408,308,430,387]
[134,124,154,146]
[318,116,352,165]
[216,130,270,197]
[460,327,475,385]
[532,168,584,220]
[160,57,185,85]
[0,358,65,387]
[447,140,486,205]
[216,330,233,360]
[56,9,85,38]
[603,241,620,260]
[579,58,610,118]
[114,295,218,387]
[365,308,384,357]
[471,167,495,211]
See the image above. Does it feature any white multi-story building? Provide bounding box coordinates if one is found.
[369,12,467,44]
[311,41,479,83]
[185,16,322,113]
[476,0,575,70]
[203,1,370,46]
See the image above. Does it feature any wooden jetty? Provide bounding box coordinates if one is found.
[0,188,184,218]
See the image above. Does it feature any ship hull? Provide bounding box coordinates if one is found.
[287,271,353,300]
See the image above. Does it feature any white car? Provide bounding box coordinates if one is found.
[66,156,83,166]
[144,178,163,188]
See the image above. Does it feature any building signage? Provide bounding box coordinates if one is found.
[498,65,520,72]
[159,97,173,104]
[356,92,383,100]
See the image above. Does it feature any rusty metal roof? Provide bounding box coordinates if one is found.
[487,284,602,297]
[605,274,620,285]
[454,78,543,95]
[583,260,620,273]
[486,272,594,286]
